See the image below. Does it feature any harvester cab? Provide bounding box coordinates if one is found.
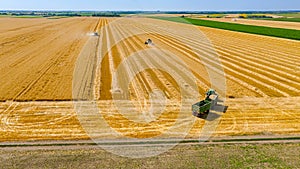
[192,89,218,118]
[205,89,218,104]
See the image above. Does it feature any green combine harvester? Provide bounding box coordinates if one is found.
[192,89,218,118]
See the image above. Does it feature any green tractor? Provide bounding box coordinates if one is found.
[192,89,218,118]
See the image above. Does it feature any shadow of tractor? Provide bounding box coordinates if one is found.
[196,100,228,121]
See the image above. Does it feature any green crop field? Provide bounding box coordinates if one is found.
[11,15,44,18]
[154,17,300,40]
[278,12,300,18]
[258,18,300,22]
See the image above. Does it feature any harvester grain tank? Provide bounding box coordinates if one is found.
[192,89,218,118]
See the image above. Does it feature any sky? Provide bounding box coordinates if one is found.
[0,0,299,11]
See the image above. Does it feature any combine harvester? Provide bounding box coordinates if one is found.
[192,89,218,119]
[145,39,153,45]
[87,32,99,36]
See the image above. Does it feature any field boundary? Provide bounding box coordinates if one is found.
[257,18,300,23]
[1,135,300,148]
[152,17,300,40]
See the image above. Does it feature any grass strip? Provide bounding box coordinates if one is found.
[11,15,44,18]
[257,18,300,23]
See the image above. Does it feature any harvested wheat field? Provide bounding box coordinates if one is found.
[200,17,300,30]
[0,17,103,101]
[0,17,299,142]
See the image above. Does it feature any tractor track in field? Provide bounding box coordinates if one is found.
[215,39,300,65]
[73,18,111,100]
[8,20,85,100]
[0,18,56,34]
[135,18,299,96]
[116,19,214,95]
[0,18,81,53]
[215,48,300,83]
[139,19,300,97]
[105,19,199,100]
[135,32,211,92]
[0,18,93,34]
[215,40,300,72]
[95,17,299,99]
[110,30,152,100]
[129,19,265,97]
[201,27,300,64]
[220,53,300,93]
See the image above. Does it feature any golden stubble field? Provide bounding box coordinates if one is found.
[0,17,299,141]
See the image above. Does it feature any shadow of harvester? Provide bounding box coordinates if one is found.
[212,104,228,113]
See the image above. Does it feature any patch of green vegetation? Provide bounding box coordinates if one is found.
[47,16,71,19]
[0,143,298,168]
[278,12,300,18]
[238,14,273,19]
[11,15,44,18]
[0,11,121,18]
[154,17,300,40]
[258,18,300,23]
[206,14,225,18]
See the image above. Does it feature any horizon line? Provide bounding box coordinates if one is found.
[0,9,300,12]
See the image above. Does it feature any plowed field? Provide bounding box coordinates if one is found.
[0,17,299,141]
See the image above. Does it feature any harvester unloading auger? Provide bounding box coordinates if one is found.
[192,89,218,119]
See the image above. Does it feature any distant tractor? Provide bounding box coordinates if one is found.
[145,39,153,45]
[192,89,218,118]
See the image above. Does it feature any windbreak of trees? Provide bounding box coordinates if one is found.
[0,11,121,17]
[91,13,120,17]
[1,10,299,18]
[238,14,273,19]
